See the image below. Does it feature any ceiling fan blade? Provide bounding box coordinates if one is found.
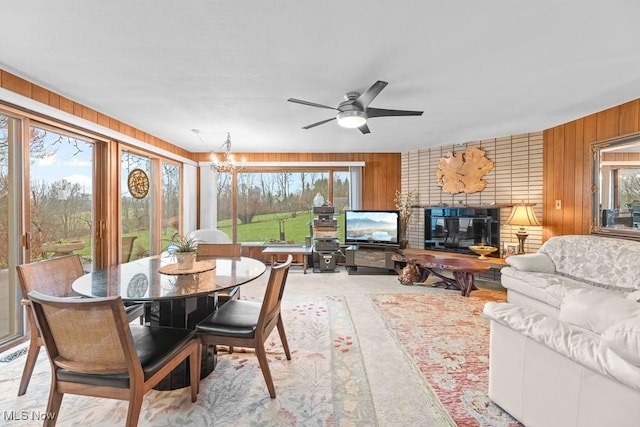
[287,98,338,110]
[354,81,388,109]
[358,123,371,134]
[302,117,336,129]
[366,107,424,118]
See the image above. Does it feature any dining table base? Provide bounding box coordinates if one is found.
[145,294,217,390]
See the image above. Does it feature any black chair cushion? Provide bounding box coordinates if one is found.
[56,326,196,388]
[195,299,261,339]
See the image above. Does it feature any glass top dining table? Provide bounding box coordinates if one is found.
[71,253,267,390]
[71,254,267,301]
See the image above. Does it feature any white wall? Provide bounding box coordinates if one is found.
[182,163,198,233]
[198,165,217,230]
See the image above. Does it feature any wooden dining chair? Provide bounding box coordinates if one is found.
[197,243,242,306]
[15,254,145,396]
[121,235,138,263]
[196,242,241,258]
[28,291,201,427]
[187,228,232,244]
[196,255,292,398]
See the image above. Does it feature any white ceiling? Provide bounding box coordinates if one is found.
[2,1,640,154]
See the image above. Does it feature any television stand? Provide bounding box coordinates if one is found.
[345,245,398,275]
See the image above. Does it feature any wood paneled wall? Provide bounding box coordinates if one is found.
[543,99,640,240]
[193,152,401,210]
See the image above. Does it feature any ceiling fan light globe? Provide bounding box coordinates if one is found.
[336,111,367,128]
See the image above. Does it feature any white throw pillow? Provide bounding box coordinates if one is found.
[601,316,640,366]
[506,253,556,273]
[559,291,640,334]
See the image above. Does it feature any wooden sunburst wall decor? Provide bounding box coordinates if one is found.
[436,147,494,194]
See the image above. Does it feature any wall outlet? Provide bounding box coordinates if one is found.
[555,200,562,209]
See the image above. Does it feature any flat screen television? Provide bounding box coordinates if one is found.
[344,210,399,246]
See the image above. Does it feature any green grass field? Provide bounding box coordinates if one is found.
[69,210,341,263]
[218,210,345,243]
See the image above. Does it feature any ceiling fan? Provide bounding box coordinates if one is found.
[287,80,423,134]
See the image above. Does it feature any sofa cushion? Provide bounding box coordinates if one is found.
[484,302,640,392]
[500,268,567,290]
[539,235,640,291]
[602,316,640,366]
[559,291,640,334]
[501,268,592,309]
[505,253,556,274]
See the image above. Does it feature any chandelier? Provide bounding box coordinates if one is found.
[192,129,244,173]
[211,132,244,173]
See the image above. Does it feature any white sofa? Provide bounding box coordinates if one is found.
[500,234,640,317]
[484,296,640,427]
[484,234,640,426]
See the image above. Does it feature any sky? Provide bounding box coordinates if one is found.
[31,132,93,194]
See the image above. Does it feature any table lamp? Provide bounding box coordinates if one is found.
[506,203,540,254]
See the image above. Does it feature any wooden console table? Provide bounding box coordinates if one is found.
[262,245,313,274]
[392,250,500,297]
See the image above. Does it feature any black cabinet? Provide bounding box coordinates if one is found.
[424,207,500,257]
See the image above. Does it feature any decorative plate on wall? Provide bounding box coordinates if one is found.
[127,168,149,199]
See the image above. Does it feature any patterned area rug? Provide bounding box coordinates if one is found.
[371,289,522,427]
[0,296,375,426]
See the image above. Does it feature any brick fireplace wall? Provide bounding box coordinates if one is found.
[401,132,544,255]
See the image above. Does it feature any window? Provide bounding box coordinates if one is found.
[0,112,19,346]
[121,152,152,260]
[29,125,95,265]
[0,106,187,351]
[162,161,181,251]
[121,151,183,260]
[217,169,349,243]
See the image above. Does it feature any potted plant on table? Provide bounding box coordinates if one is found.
[172,234,198,270]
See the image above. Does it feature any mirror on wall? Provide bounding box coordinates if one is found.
[592,134,640,238]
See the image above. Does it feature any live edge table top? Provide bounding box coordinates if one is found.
[399,248,507,270]
[392,248,505,297]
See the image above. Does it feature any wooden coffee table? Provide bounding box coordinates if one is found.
[392,252,491,297]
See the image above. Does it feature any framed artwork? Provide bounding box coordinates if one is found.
[503,242,518,258]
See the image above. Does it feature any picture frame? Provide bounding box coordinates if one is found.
[503,242,518,258]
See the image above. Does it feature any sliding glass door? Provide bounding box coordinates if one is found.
[0,113,20,347]
[27,125,95,268]
[121,151,182,259]
[121,152,152,261]
[0,109,185,352]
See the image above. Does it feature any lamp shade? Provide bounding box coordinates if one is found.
[506,204,540,227]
